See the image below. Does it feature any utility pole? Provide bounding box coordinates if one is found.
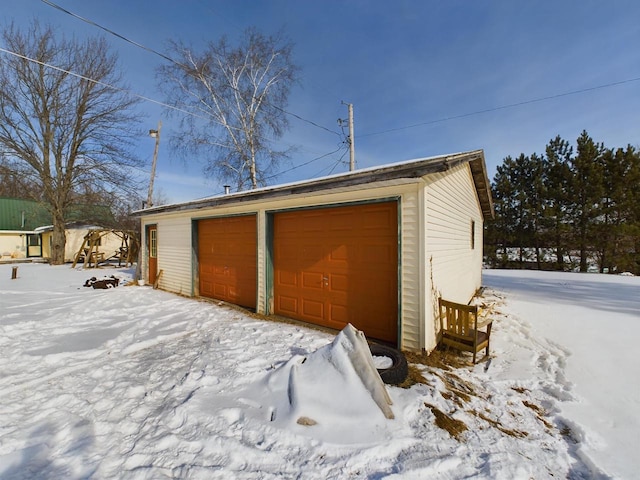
[146,120,162,208]
[348,102,355,171]
[340,102,356,171]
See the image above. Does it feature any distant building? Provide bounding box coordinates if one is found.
[0,198,124,263]
[0,198,50,259]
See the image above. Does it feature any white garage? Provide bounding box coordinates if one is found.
[137,150,493,351]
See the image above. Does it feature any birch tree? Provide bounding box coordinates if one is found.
[158,28,298,190]
[0,21,143,264]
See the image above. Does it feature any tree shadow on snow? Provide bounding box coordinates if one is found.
[1,420,95,480]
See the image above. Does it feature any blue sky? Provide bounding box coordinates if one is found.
[4,1,640,203]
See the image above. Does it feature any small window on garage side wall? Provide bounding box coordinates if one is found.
[471,220,475,249]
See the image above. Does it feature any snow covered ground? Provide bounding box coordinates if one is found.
[0,263,638,479]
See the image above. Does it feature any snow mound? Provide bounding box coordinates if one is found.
[241,324,396,443]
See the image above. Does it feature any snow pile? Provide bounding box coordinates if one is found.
[234,323,394,443]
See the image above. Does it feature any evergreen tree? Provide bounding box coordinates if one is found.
[487,131,639,274]
[521,152,546,269]
[543,136,573,270]
[488,153,545,268]
[569,131,605,272]
[598,145,640,273]
[489,157,519,266]
[630,149,640,274]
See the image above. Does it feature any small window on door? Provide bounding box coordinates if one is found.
[27,234,40,246]
[150,228,157,258]
[470,220,475,249]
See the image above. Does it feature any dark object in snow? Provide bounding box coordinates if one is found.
[369,343,408,385]
[84,276,120,289]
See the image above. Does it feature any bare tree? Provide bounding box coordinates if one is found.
[0,21,144,264]
[0,162,40,198]
[158,28,298,190]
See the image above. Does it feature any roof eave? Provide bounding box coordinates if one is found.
[134,150,493,218]
[467,154,495,220]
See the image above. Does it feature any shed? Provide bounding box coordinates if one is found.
[36,223,130,263]
[135,150,494,351]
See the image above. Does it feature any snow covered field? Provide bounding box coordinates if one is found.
[0,263,638,479]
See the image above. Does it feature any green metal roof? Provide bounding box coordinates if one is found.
[0,198,52,231]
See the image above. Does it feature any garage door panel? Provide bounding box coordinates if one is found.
[274,202,398,343]
[362,208,394,228]
[329,211,355,230]
[327,244,349,262]
[300,243,324,263]
[213,265,227,275]
[297,213,324,232]
[302,299,324,320]
[302,271,323,289]
[277,270,297,286]
[277,295,298,314]
[213,283,227,297]
[276,216,300,233]
[275,242,298,259]
[361,244,396,263]
[329,274,348,293]
[198,215,257,309]
[328,304,348,324]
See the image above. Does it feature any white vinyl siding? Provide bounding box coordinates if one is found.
[152,216,193,296]
[256,210,267,314]
[424,163,483,310]
[399,189,422,351]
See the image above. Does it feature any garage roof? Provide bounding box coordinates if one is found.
[136,150,494,220]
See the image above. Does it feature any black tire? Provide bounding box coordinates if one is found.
[369,343,408,385]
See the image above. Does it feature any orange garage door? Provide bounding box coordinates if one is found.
[274,202,398,343]
[198,215,257,309]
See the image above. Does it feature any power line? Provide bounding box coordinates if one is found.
[41,0,182,67]
[40,0,342,138]
[323,148,350,177]
[360,76,640,138]
[192,145,347,198]
[0,46,210,121]
[269,104,342,137]
[263,145,346,182]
